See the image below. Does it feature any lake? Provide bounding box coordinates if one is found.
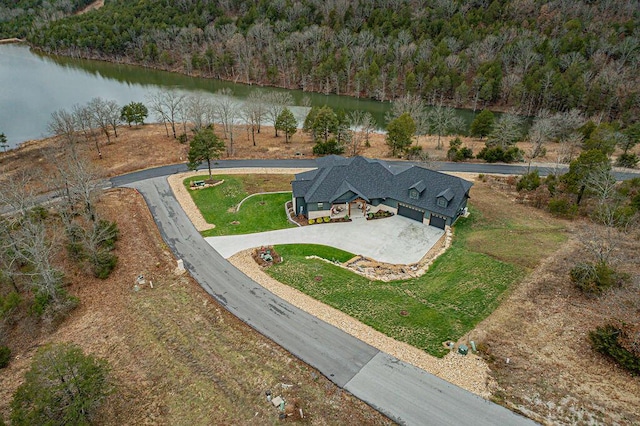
[0,43,477,149]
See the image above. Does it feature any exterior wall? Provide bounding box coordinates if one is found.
[294,197,307,216]
[308,209,332,220]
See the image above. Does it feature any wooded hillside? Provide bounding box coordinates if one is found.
[6,0,639,123]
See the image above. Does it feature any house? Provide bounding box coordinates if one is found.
[291,156,473,229]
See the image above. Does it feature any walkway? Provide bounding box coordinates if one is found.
[126,176,536,426]
[206,215,444,264]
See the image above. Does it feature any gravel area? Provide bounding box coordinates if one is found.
[168,169,493,398]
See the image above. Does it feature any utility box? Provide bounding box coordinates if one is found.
[458,344,468,355]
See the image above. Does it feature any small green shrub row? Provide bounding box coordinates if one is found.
[308,216,332,225]
[476,146,523,163]
[590,324,640,375]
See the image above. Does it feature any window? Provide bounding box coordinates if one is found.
[409,189,419,200]
[318,202,324,210]
[437,198,447,208]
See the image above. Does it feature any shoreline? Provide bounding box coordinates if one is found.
[0,38,25,44]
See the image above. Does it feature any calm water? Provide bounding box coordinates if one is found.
[0,44,477,149]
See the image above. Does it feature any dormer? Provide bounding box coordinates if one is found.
[409,180,426,200]
[436,188,454,208]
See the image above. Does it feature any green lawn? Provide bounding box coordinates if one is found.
[184,174,296,237]
[268,205,567,358]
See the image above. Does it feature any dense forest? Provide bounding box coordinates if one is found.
[2,0,639,124]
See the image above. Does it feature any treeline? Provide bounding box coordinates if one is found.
[0,0,94,39]
[14,0,640,123]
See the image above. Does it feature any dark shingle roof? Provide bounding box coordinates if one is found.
[293,156,473,218]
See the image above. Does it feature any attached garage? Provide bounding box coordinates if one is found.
[398,204,424,222]
[429,214,446,229]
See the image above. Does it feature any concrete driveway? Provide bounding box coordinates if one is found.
[205,215,444,264]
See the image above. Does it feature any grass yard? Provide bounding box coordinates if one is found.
[185,174,296,237]
[267,182,568,357]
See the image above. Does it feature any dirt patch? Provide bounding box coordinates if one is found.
[0,189,393,425]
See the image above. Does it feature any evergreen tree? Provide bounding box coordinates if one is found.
[386,113,416,156]
[187,128,226,178]
[470,110,495,139]
[11,343,110,426]
[274,108,297,143]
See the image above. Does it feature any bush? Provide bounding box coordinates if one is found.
[30,291,53,317]
[570,261,627,295]
[589,325,640,375]
[323,216,330,223]
[516,170,541,191]
[92,251,118,279]
[477,146,523,163]
[312,138,344,155]
[0,291,21,318]
[0,345,11,369]
[548,197,577,217]
[615,153,639,168]
[10,343,111,425]
[308,219,315,224]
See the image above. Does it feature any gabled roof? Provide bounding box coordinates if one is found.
[410,180,427,193]
[437,188,455,201]
[293,156,473,218]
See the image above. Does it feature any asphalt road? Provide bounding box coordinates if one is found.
[110,158,640,188]
[125,175,537,426]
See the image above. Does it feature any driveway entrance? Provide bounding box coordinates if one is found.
[205,215,444,265]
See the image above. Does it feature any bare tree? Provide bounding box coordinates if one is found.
[48,108,78,147]
[488,112,524,149]
[146,89,186,139]
[264,91,294,137]
[526,110,556,171]
[185,94,215,133]
[241,90,267,146]
[426,103,464,150]
[347,110,376,155]
[71,104,102,158]
[87,98,116,144]
[212,88,240,155]
[386,94,428,136]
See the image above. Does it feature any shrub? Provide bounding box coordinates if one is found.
[323,216,330,223]
[589,325,640,375]
[344,215,349,220]
[308,219,315,225]
[548,197,576,217]
[570,261,627,295]
[516,170,541,191]
[405,145,423,160]
[312,138,344,155]
[10,343,111,425]
[0,291,21,318]
[477,146,523,163]
[92,251,118,279]
[615,153,639,168]
[0,345,10,369]
[30,291,52,317]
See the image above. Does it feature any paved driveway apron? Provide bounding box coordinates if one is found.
[127,177,536,426]
[206,215,443,264]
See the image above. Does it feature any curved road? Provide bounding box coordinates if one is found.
[113,159,574,425]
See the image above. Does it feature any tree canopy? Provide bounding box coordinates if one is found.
[187,128,225,178]
[274,108,297,143]
[386,113,416,157]
[10,343,110,426]
[10,0,638,122]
